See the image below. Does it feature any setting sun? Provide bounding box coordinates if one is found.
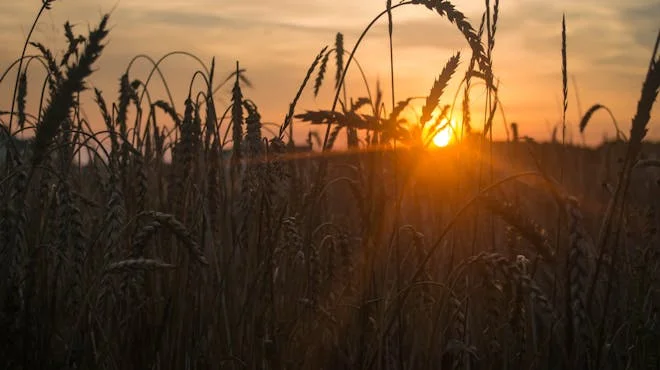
[428,118,459,148]
[432,126,452,147]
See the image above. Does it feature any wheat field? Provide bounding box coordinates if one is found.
[0,0,659,369]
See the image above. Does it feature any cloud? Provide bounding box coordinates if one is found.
[0,0,658,143]
[124,8,337,34]
[487,0,658,129]
[619,1,660,48]
[373,18,478,51]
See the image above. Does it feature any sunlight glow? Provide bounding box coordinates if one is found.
[432,126,452,147]
[431,118,457,148]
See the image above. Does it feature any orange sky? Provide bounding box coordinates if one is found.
[1,0,658,146]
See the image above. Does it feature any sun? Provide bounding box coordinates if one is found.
[431,118,458,147]
[432,126,453,147]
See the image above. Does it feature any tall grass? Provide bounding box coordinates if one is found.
[0,1,658,369]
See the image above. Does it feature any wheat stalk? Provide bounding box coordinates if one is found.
[31,15,109,168]
[479,194,555,262]
[138,211,209,265]
[104,258,175,274]
[420,53,460,127]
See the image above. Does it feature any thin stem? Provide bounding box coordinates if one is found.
[321,1,412,151]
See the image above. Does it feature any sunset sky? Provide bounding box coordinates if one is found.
[1,0,658,146]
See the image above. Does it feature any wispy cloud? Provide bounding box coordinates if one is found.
[0,0,658,144]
